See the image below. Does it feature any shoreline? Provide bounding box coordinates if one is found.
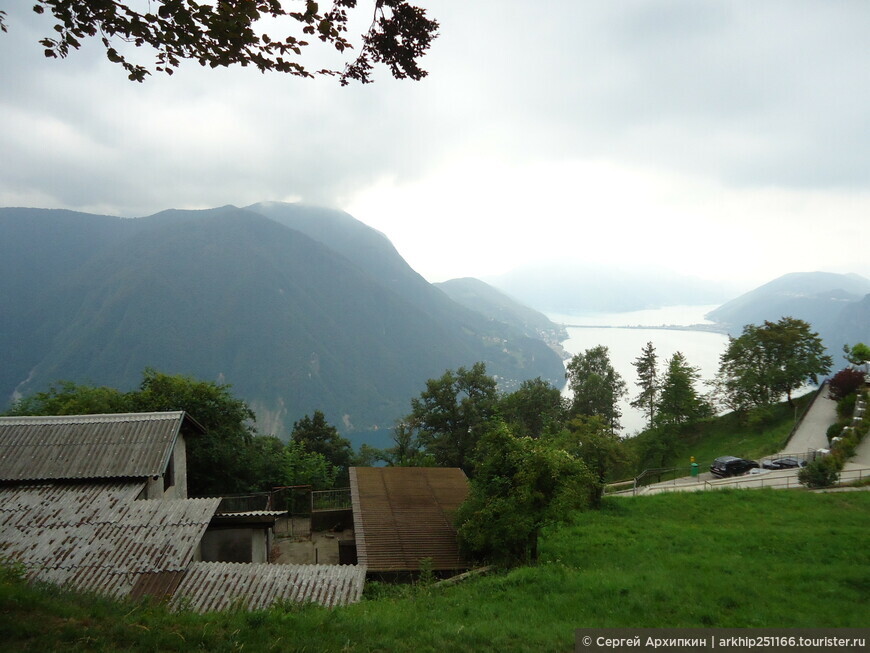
[558,322,730,335]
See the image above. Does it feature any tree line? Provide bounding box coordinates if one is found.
[4,369,353,497]
[5,317,855,567]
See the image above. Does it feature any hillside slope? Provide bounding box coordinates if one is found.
[0,205,564,436]
[435,276,567,353]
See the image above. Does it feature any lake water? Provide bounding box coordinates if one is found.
[550,305,730,436]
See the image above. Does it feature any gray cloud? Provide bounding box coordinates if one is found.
[0,0,867,219]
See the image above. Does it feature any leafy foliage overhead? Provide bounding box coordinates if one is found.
[25,1,438,83]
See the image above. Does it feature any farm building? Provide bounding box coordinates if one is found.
[349,466,470,576]
[0,412,365,610]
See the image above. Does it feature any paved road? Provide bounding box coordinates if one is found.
[632,386,842,496]
[782,387,836,453]
[614,387,870,496]
[847,438,870,468]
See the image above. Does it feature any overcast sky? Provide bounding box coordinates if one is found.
[1,1,867,288]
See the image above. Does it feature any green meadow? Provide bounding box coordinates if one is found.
[2,489,867,652]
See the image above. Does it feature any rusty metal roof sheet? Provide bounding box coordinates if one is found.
[349,466,469,572]
[0,412,190,481]
[0,482,219,598]
[170,562,366,612]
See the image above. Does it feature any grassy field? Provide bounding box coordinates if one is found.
[623,392,817,477]
[2,489,867,652]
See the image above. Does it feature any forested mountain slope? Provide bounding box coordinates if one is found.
[0,204,564,436]
[435,276,567,351]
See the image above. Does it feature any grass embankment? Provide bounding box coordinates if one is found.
[2,489,867,652]
[625,392,817,476]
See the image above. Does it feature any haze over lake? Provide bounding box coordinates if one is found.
[551,305,729,436]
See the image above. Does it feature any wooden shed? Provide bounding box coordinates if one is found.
[349,466,469,574]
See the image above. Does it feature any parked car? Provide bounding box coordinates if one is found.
[710,456,760,477]
[761,457,807,470]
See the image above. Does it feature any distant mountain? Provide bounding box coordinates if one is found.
[488,262,735,314]
[705,271,870,364]
[434,277,567,355]
[0,204,565,437]
[835,294,870,351]
[706,272,870,327]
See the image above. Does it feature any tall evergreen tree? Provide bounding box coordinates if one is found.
[656,352,711,426]
[290,410,352,470]
[630,341,659,430]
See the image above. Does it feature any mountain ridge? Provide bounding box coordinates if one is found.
[0,203,566,438]
[705,270,870,363]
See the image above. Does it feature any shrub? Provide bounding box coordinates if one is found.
[834,433,858,461]
[836,393,858,420]
[828,368,865,401]
[799,456,840,488]
[827,420,848,443]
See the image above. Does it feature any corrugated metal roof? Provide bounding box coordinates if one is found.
[170,562,366,612]
[0,412,189,481]
[0,482,219,598]
[213,510,286,518]
[350,467,469,572]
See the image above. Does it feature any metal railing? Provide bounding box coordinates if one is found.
[311,487,352,512]
[643,466,870,494]
[602,478,635,496]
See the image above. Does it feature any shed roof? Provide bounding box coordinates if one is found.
[170,562,367,611]
[349,466,469,572]
[0,481,219,598]
[0,412,199,482]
